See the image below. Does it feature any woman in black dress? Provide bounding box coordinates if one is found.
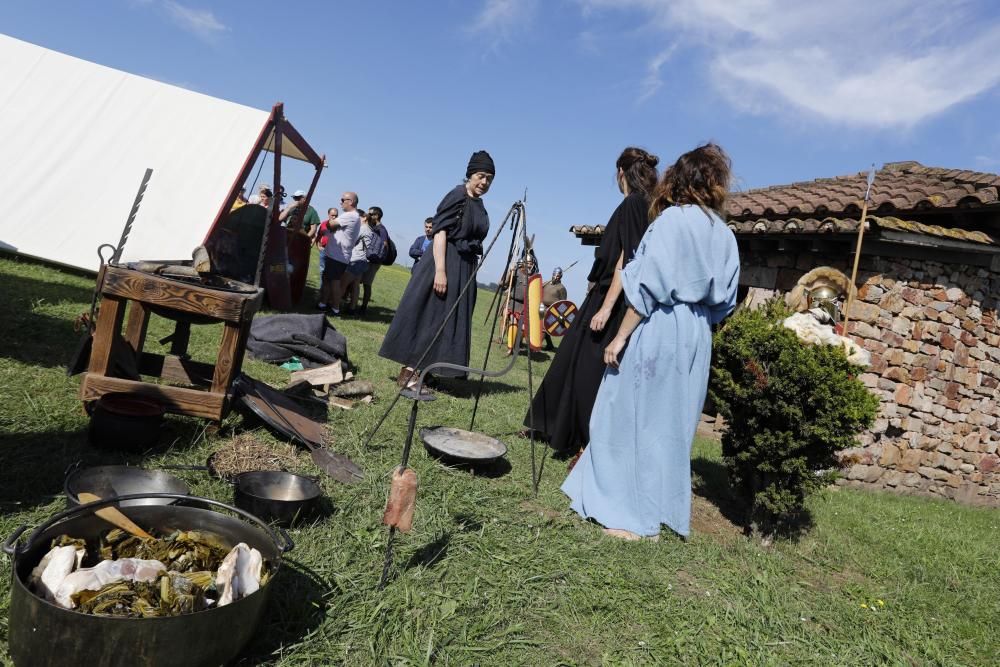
[525,147,658,454]
[379,151,495,388]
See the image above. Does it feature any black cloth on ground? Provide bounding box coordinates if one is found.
[378,184,489,377]
[247,313,348,370]
[524,191,651,453]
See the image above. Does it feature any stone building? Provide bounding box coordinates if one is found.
[571,162,1000,506]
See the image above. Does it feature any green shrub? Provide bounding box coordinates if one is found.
[709,299,879,538]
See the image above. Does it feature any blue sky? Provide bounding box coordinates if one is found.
[3,0,1000,300]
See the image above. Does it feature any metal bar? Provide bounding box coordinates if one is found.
[112,169,153,263]
[471,209,524,430]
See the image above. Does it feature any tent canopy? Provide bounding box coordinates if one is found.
[0,34,315,273]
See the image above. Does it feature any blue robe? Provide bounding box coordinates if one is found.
[561,205,740,537]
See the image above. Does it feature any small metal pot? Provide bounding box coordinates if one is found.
[233,471,322,527]
[3,493,293,667]
[88,393,165,450]
[64,465,190,508]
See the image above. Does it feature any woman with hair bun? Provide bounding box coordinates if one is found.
[524,147,659,455]
[562,143,740,541]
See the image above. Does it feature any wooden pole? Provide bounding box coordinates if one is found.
[841,165,876,332]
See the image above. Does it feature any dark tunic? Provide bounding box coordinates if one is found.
[524,191,650,452]
[379,184,489,376]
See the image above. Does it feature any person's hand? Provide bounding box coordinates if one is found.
[433,270,447,297]
[590,307,611,332]
[604,336,626,368]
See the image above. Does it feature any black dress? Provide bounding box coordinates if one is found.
[524,192,650,453]
[379,184,489,376]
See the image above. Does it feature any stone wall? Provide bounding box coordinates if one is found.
[740,250,1000,506]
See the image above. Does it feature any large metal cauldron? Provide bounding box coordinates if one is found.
[3,494,293,667]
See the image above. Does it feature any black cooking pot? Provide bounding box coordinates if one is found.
[3,494,293,667]
[233,471,322,528]
[88,393,165,450]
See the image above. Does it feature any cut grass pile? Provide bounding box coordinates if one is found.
[0,253,998,665]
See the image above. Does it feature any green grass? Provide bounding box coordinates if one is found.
[1,253,998,666]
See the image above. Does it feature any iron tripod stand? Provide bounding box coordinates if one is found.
[371,199,549,590]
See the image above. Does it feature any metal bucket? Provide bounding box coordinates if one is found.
[64,465,190,508]
[3,494,293,667]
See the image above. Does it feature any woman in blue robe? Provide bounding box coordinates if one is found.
[562,143,741,540]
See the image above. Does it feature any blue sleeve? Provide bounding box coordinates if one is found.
[409,236,424,259]
[621,207,740,319]
[368,227,385,257]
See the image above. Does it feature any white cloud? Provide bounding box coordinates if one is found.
[577,0,1000,128]
[467,0,538,48]
[162,0,228,41]
[637,46,675,104]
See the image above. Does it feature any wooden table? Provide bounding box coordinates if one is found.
[79,265,264,421]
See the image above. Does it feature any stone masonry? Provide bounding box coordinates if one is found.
[743,251,1000,506]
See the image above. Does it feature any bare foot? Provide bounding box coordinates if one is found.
[602,528,642,541]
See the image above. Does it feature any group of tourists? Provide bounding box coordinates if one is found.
[313,194,395,316]
[377,144,740,542]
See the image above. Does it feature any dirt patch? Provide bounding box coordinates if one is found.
[690,493,743,538]
[519,499,562,521]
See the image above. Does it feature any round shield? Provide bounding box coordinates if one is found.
[543,300,577,336]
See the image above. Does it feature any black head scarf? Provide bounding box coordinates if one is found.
[466,150,495,178]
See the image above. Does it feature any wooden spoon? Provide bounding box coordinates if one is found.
[78,492,155,540]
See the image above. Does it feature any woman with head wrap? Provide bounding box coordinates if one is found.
[379,151,495,391]
[524,147,659,455]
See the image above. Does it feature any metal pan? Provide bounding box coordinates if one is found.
[64,465,190,508]
[420,426,508,466]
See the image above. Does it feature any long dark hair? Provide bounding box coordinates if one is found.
[649,142,731,220]
[616,146,659,196]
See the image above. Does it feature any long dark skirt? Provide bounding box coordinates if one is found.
[379,244,477,377]
[524,285,625,453]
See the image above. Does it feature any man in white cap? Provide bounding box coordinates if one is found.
[279,189,320,234]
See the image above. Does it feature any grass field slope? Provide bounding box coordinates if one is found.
[1,253,997,665]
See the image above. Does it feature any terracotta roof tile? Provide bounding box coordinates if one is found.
[727,161,1000,219]
[720,215,997,246]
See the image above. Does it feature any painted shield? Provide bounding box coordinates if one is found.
[543,300,578,337]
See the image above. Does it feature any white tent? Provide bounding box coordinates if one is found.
[0,34,310,273]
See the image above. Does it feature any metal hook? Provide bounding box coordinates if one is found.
[97,243,116,267]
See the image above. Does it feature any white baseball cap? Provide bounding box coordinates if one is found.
[293,189,306,198]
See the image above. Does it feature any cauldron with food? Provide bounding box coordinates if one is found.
[3,494,293,667]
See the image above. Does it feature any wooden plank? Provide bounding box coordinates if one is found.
[231,319,253,379]
[123,302,151,357]
[289,363,344,387]
[138,353,215,387]
[87,296,126,375]
[211,322,242,394]
[329,396,355,411]
[80,374,224,420]
[101,266,249,322]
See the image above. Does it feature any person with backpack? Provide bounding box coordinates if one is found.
[357,205,396,316]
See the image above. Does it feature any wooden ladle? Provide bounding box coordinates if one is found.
[78,492,155,540]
